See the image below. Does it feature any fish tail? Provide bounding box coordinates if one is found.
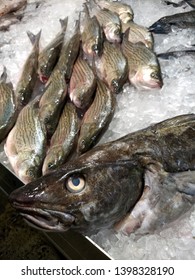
[27,29,41,47]
[59,16,68,31]
[0,66,7,83]
[83,2,90,17]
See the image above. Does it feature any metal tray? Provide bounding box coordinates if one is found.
[0,162,111,260]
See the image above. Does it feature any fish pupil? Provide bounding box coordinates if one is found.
[72,177,80,187]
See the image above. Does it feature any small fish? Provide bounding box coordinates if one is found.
[122,21,154,49]
[98,0,134,23]
[15,30,41,110]
[95,40,128,93]
[42,102,80,175]
[38,17,68,83]
[149,10,195,34]
[49,20,81,82]
[157,49,195,59]
[163,0,195,8]
[88,0,122,43]
[69,56,96,109]
[0,0,27,17]
[77,78,116,154]
[39,69,67,136]
[9,114,195,234]
[5,97,47,184]
[81,3,103,57]
[121,31,163,90]
[0,67,17,143]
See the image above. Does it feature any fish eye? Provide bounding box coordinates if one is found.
[150,72,159,79]
[66,175,85,193]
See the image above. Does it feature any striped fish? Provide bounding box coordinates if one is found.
[42,102,80,175]
[69,57,96,109]
[77,78,116,154]
[4,97,47,184]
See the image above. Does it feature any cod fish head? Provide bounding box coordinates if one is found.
[9,155,143,234]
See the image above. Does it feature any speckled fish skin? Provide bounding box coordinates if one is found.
[98,0,134,23]
[9,114,195,234]
[38,17,68,83]
[96,40,128,93]
[15,30,41,110]
[81,3,103,57]
[121,33,163,90]
[49,20,80,82]
[0,67,17,143]
[39,69,67,136]
[42,102,80,175]
[69,57,96,109]
[5,97,47,184]
[122,21,154,49]
[77,78,116,154]
[149,10,195,34]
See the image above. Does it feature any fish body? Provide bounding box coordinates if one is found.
[15,30,41,110]
[49,20,80,82]
[9,114,195,234]
[122,21,153,49]
[39,69,67,136]
[69,57,96,109]
[38,17,68,83]
[77,78,116,154]
[149,10,195,34]
[0,0,27,17]
[98,0,134,23]
[96,41,128,93]
[0,67,17,142]
[5,97,47,184]
[42,102,80,175]
[121,35,163,90]
[81,3,103,57]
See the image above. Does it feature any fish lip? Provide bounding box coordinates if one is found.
[12,202,75,231]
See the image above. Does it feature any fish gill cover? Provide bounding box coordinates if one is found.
[0,0,195,259]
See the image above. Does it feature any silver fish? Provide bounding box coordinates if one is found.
[5,97,47,184]
[9,114,195,234]
[0,67,17,143]
[42,102,80,175]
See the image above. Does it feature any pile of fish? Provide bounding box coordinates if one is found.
[0,0,164,184]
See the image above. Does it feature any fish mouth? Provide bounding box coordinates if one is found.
[11,202,75,231]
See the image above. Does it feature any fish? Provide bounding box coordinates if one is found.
[39,69,67,136]
[15,30,41,110]
[149,10,195,34]
[38,17,68,83]
[157,49,195,59]
[121,30,163,90]
[0,13,23,32]
[42,102,80,175]
[122,21,154,49]
[4,97,47,184]
[0,0,27,17]
[88,0,122,43]
[49,20,80,82]
[95,40,128,93]
[0,67,17,143]
[77,78,116,154]
[9,114,195,234]
[69,56,96,109]
[98,0,134,23]
[163,0,195,8]
[81,3,103,57]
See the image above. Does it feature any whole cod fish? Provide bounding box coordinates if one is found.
[9,114,195,235]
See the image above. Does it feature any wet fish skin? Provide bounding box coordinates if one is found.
[38,17,68,83]
[98,0,134,23]
[0,67,17,143]
[157,49,195,59]
[81,3,103,57]
[77,78,116,154]
[121,34,163,90]
[96,41,128,93]
[39,69,67,136]
[15,30,41,110]
[42,102,80,175]
[9,114,195,234]
[69,56,96,109]
[149,10,195,34]
[5,97,47,184]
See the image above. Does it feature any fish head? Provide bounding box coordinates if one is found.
[38,64,50,83]
[119,12,133,24]
[9,152,143,234]
[42,147,64,175]
[105,23,122,43]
